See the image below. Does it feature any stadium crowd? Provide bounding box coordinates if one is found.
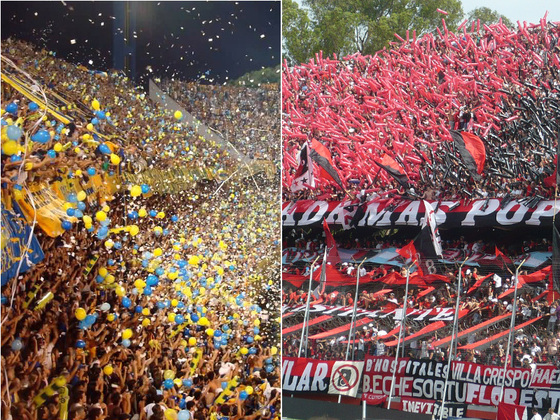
[1,39,280,420]
[161,80,280,162]
[282,20,559,202]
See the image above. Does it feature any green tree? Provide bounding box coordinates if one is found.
[282,0,319,64]
[466,7,513,28]
[229,65,281,87]
[283,0,464,64]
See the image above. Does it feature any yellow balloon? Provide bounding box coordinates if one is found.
[206,328,214,337]
[245,386,254,395]
[142,308,150,316]
[168,313,176,323]
[53,142,63,152]
[75,308,87,321]
[174,110,182,120]
[75,170,82,177]
[134,279,146,289]
[122,329,133,340]
[240,347,249,355]
[156,211,165,219]
[115,286,125,297]
[87,123,94,131]
[164,408,177,420]
[173,378,182,387]
[103,365,113,375]
[188,337,197,346]
[77,191,87,201]
[271,346,278,355]
[138,208,147,218]
[110,153,121,165]
[164,370,175,380]
[154,248,163,257]
[188,256,199,266]
[2,140,18,156]
[142,318,151,327]
[104,239,114,249]
[254,319,261,327]
[98,267,108,278]
[92,99,100,110]
[130,185,142,197]
[95,211,107,222]
[107,314,116,321]
[129,225,140,236]
[171,299,178,307]
[105,274,115,284]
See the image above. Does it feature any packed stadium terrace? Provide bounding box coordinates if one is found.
[281,17,560,374]
[282,19,559,202]
[161,80,280,162]
[1,39,280,420]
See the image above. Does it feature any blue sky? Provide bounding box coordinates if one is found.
[461,0,559,24]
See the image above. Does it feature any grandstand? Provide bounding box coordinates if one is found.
[282,17,560,420]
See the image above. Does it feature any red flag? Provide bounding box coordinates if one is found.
[375,154,409,189]
[322,219,341,264]
[497,402,527,420]
[310,139,344,190]
[397,241,422,275]
[451,130,486,180]
[495,246,513,267]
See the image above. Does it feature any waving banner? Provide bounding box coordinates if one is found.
[282,199,559,229]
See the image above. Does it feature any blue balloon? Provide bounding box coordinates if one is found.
[135,305,143,313]
[239,391,248,400]
[107,259,115,266]
[253,327,260,334]
[178,410,190,420]
[87,167,97,176]
[213,330,222,338]
[164,300,171,308]
[66,208,76,217]
[249,347,257,354]
[32,129,50,143]
[5,103,18,114]
[85,314,96,326]
[128,211,138,219]
[141,184,150,194]
[163,379,174,389]
[190,313,199,323]
[11,339,23,351]
[91,118,99,125]
[96,111,106,120]
[122,297,131,308]
[171,215,178,222]
[150,210,158,217]
[62,220,73,231]
[177,301,185,309]
[74,209,83,218]
[143,286,152,296]
[75,340,86,349]
[183,379,193,388]
[67,193,77,203]
[47,149,57,158]
[175,314,185,324]
[77,201,86,211]
[96,275,105,284]
[122,339,131,347]
[98,226,109,237]
[246,336,254,344]
[155,267,165,276]
[98,144,111,155]
[28,102,39,111]
[114,242,122,250]
[10,155,22,162]
[1,296,8,305]
[7,125,22,140]
[146,274,158,286]
[100,219,111,227]
[157,301,165,309]
[179,399,187,409]
[265,364,274,373]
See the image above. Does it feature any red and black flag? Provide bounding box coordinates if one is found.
[495,246,513,269]
[450,130,486,181]
[413,201,443,275]
[375,154,409,189]
[553,221,560,293]
[309,139,345,190]
[397,241,420,273]
[291,142,315,192]
[323,219,341,265]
